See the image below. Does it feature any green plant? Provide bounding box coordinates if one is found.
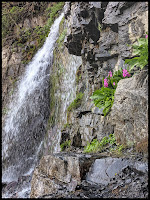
[117,144,125,153]
[84,134,116,153]
[57,28,67,47]
[110,144,126,155]
[2,107,9,115]
[67,92,84,112]
[63,123,72,130]
[84,139,100,153]
[98,22,103,31]
[90,87,115,117]
[125,34,148,71]
[90,68,131,116]
[60,139,71,151]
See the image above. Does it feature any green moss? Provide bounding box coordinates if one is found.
[48,49,65,128]
[57,28,67,48]
[63,123,72,130]
[59,16,65,29]
[75,65,82,84]
[76,74,82,84]
[48,73,58,128]
[98,22,103,31]
[46,6,67,129]
[60,139,71,151]
[2,2,65,62]
[67,92,84,112]
[2,107,9,115]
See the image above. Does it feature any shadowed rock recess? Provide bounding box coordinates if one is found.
[2,2,148,198]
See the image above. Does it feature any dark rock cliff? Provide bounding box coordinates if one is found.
[60,1,148,148]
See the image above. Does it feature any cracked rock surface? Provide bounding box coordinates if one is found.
[31,153,148,199]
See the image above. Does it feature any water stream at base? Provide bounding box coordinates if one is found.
[2,12,64,198]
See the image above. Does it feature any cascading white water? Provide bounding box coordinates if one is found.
[2,12,64,186]
[52,54,82,153]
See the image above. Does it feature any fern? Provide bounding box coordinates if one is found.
[84,134,117,153]
[125,35,148,71]
[90,66,132,116]
[90,87,115,116]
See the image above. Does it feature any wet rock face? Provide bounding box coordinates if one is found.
[65,2,148,61]
[110,70,148,146]
[2,174,32,198]
[62,1,148,149]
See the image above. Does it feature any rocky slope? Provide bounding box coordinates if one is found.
[60,1,148,150]
[2,2,64,118]
[29,2,148,198]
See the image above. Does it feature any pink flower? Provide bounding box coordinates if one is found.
[122,69,131,78]
[104,78,108,87]
[122,69,127,75]
[146,35,148,39]
[108,71,112,77]
[113,82,115,85]
[127,73,131,77]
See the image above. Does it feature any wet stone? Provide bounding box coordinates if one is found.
[125,178,132,184]
[86,157,130,185]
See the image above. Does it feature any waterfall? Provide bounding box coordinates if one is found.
[2,12,64,185]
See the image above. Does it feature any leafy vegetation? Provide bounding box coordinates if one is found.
[2,2,65,62]
[90,87,115,117]
[90,68,131,116]
[125,34,148,71]
[90,34,148,117]
[84,134,127,154]
[67,92,84,112]
[2,2,49,40]
[63,123,72,130]
[60,139,71,151]
[84,134,116,153]
[36,2,65,47]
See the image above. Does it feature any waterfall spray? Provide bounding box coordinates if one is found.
[2,12,64,184]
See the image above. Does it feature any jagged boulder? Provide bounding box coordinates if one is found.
[110,70,148,149]
[64,2,101,56]
[30,152,104,198]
